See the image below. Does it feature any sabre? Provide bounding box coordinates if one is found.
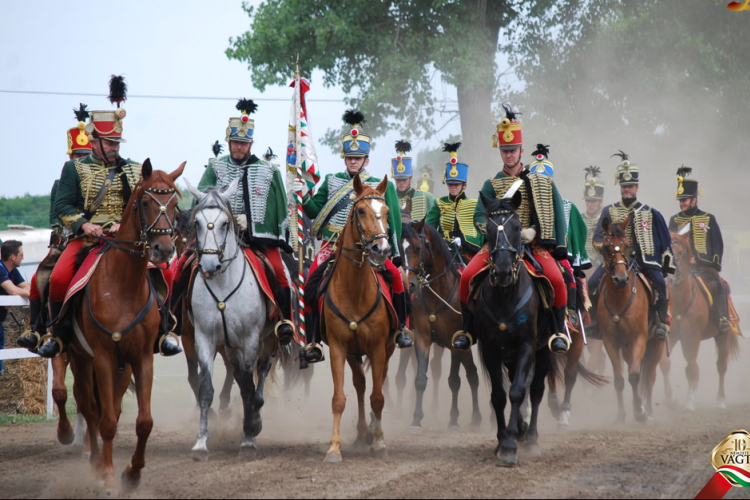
[563,316,573,344]
[578,310,588,345]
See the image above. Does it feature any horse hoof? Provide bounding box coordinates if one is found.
[120,470,141,493]
[239,444,258,460]
[191,449,209,462]
[557,423,570,431]
[717,399,727,410]
[58,428,75,446]
[521,443,542,457]
[684,403,696,413]
[102,488,120,499]
[219,408,232,420]
[495,450,518,467]
[407,426,423,436]
[323,453,342,464]
[634,409,648,424]
[448,424,461,434]
[371,447,388,459]
[81,451,91,461]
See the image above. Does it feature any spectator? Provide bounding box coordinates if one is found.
[0,240,30,375]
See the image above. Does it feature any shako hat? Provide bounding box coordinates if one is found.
[493,103,523,150]
[86,75,128,143]
[676,166,700,199]
[391,140,413,179]
[442,142,469,184]
[226,99,257,143]
[612,150,639,186]
[583,166,605,200]
[341,110,371,157]
[528,144,554,177]
[67,103,93,155]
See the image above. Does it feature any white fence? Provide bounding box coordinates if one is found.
[0,296,54,418]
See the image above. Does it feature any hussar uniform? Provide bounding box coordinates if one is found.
[582,166,606,268]
[391,140,436,223]
[424,143,483,263]
[668,167,734,334]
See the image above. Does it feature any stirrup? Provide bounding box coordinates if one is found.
[158,332,182,356]
[395,327,413,348]
[548,333,570,353]
[17,331,42,351]
[451,330,474,348]
[719,317,733,334]
[304,343,325,363]
[38,334,63,358]
[274,320,296,343]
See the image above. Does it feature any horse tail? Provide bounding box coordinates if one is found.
[546,353,564,392]
[727,331,741,362]
[576,361,610,388]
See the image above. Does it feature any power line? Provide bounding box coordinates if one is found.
[0,89,343,103]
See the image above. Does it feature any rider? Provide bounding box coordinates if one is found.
[391,140,436,222]
[527,144,592,326]
[424,142,484,264]
[18,104,91,351]
[38,76,182,358]
[294,110,411,363]
[590,151,675,340]
[668,167,733,334]
[582,166,606,270]
[196,99,296,345]
[453,105,571,354]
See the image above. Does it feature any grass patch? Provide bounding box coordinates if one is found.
[0,414,52,425]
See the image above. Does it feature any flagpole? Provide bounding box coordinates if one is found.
[293,59,307,357]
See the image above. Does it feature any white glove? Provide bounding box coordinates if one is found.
[292,178,309,196]
[521,228,537,244]
[452,237,462,248]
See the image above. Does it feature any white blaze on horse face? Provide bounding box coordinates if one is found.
[370,199,390,252]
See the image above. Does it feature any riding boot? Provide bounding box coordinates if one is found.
[392,291,413,349]
[17,296,44,351]
[567,285,578,328]
[452,303,475,351]
[155,307,182,357]
[548,306,571,353]
[302,309,325,365]
[715,282,733,334]
[38,300,70,359]
[274,287,296,346]
[653,297,670,341]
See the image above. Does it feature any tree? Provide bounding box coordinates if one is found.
[226,0,591,176]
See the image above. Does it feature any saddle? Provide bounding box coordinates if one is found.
[467,253,555,311]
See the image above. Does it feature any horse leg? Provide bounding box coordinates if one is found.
[408,333,430,435]
[121,356,154,492]
[680,331,701,412]
[92,354,118,490]
[643,339,664,419]
[447,350,462,431]
[72,351,99,465]
[324,342,348,463]
[347,355,369,452]
[715,333,731,410]
[462,350,483,429]
[507,344,533,449]
[183,321,201,406]
[523,350,550,457]
[394,348,411,420]
[560,335,583,429]
[658,333,679,407]
[235,351,260,460]
[218,346,235,418]
[368,343,388,459]
[430,344,444,414]
[486,357,512,465]
[623,337,647,424]
[191,340,216,462]
[52,354,74,445]
[603,336,626,423]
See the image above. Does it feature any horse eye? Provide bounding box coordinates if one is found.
[358,208,366,215]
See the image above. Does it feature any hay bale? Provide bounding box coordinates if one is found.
[0,306,47,415]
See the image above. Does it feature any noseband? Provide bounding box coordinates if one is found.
[488,209,523,287]
[601,233,633,276]
[193,205,240,274]
[341,194,389,267]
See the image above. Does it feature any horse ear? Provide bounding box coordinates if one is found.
[221,178,241,204]
[602,217,611,233]
[511,189,523,210]
[169,161,187,183]
[414,216,426,233]
[142,158,153,180]
[183,178,205,203]
[479,191,494,213]
[620,212,632,232]
[377,175,388,195]
[353,173,363,194]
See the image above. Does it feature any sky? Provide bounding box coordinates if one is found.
[0,0,463,199]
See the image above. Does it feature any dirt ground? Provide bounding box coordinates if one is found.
[2,340,750,499]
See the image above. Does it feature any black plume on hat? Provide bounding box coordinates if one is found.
[212,140,223,158]
[584,165,601,179]
[677,165,693,177]
[442,142,462,153]
[611,150,629,161]
[108,75,127,106]
[73,103,89,122]
[501,103,521,121]
[264,147,277,161]
[236,99,258,115]
[395,140,411,153]
[343,109,366,126]
[532,144,550,158]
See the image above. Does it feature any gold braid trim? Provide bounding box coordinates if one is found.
[691,214,711,256]
[528,174,555,241]
[411,194,427,222]
[456,198,479,239]
[490,177,531,228]
[633,210,655,257]
[437,198,457,237]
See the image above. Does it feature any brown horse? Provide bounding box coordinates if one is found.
[68,159,184,492]
[400,219,482,434]
[597,214,664,423]
[321,175,396,463]
[660,232,739,411]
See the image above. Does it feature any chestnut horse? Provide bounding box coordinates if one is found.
[69,160,184,492]
[660,232,739,411]
[400,219,482,434]
[321,175,396,463]
[597,214,664,423]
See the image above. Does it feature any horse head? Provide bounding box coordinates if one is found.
[670,231,692,273]
[126,159,185,264]
[600,213,632,289]
[350,174,391,266]
[480,188,524,288]
[185,178,241,279]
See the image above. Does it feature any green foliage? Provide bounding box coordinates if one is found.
[0,194,51,230]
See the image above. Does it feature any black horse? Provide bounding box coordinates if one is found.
[471,191,552,465]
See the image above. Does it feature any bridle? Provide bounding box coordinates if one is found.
[601,232,634,277]
[487,208,524,287]
[192,203,241,275]
[341,194,390,268]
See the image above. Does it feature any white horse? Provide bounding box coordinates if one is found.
[185,179,277,461]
